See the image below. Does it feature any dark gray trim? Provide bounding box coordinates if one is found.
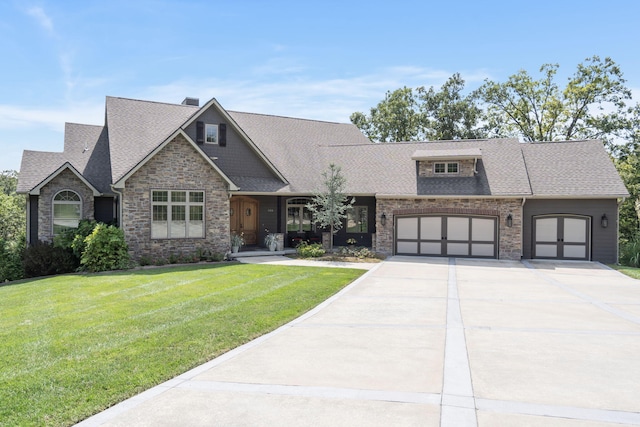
[28,195,38,244]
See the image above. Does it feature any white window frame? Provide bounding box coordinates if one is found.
[205,124,218,144]
[434,162,459,174]
[52,190,82,236]
[346,206,368,233]
[151,190,205,239]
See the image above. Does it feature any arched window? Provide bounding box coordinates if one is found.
[53,190,81,235]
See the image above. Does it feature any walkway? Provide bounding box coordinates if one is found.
[77,256,640,426]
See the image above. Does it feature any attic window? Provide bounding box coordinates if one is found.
[434,162,458,174]
[205,124,218,144]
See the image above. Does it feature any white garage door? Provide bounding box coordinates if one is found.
[533,216,590,260]
[396,215,497,258]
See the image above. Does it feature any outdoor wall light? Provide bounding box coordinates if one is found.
[230,208,234,216]
[245,208,251,216]
[506,213,513,228]
[380,213,387,227]
[601,214,608,228]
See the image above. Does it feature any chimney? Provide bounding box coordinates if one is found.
[181,97,199,107]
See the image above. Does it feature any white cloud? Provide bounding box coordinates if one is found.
[139,65,492,123]
[26,6,54,34]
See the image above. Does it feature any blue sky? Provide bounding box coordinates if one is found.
[1,0,639,172]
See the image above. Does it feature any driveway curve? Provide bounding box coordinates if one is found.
[77,256,640,427]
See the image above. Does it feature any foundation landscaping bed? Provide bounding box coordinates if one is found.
[0,263,364,426]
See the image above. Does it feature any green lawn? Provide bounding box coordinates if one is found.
[0,263,364,426]
[609,264,640,280]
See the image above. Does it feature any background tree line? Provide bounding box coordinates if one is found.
[350,56,640,242]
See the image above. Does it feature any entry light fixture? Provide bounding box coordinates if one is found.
[601,214,608,228]
[245,208,251,216]
[506,213,513,228]
[380,213,387,227]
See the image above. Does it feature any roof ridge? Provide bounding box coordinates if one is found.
[105,96,198,108]
[228,110,346,125]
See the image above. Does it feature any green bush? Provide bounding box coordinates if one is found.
[296,241,326,258]
[0,237,25,282]
[54,220,98,260]
[23,240,78,278]
[80,224,131,272]
[620,234,640,267]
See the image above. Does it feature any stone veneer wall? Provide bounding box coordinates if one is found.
[122,134,230,260]
[375,198,522,260]
[418,159,476,177]
[38,168,95,242]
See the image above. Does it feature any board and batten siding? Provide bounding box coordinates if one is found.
[523,199,619,263]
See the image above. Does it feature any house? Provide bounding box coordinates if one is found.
[17,96,629,263]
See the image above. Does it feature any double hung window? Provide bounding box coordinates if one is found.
[151,190,204,238]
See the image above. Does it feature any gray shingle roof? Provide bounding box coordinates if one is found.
[17,123,111,194]
[521,140,628,197]
[17,96,628,200]
[106,96,198,183]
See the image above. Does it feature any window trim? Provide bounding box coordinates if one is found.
[434,162,459,175]
[204,124,218,144]
[286,197,314,233]
[52,189,82,236]
[151,190,205,239]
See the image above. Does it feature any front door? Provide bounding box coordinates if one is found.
[230,197,259,245]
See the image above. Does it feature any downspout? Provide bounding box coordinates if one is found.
[617,197,626,264]
[521,197,527,260]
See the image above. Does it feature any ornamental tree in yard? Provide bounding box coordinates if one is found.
[306,164,354,252]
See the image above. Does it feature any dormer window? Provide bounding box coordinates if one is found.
[434,162,459,174]
[205,124,218,144]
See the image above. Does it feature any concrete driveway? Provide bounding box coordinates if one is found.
[77,256,640,427]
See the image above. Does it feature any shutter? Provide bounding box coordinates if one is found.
[219,123,227,147]
[196,121,204,143]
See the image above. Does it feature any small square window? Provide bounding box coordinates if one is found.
[434,163,446,174]
[205,124,218,144]
[447,163,458,173]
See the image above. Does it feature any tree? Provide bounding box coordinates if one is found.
[0,170,25,242]
[476,56,632,144]
[350,76,485,142]
[350,86,421,142]
[306,164,354,252]
[418,73,487,140]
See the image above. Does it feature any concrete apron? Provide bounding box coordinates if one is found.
[76,256,640,427]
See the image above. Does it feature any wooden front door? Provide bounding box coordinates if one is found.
[230,197,259,245]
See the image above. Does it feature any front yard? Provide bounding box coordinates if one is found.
[0,263,364,426]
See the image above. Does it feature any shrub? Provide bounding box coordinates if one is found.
[23,240,78,278]
[620,234,640,267]
[296,241,326,258]
[80,224,131,272]
[54,220,99,261]
[0,237,25,282]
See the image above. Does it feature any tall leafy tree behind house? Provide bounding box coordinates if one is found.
[475,56,632,145]
[350,74,485,142]
[306,164,354,252]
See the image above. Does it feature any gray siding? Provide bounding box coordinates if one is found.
[184,108,275,179]
[255,195,279,246]
[523,199,619,263]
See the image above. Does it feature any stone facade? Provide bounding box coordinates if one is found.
[375,197,522,260]
[37,168,95,242]
[418,159,476,177]
[121,134,230,260]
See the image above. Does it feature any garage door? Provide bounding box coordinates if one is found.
[533,215,590,260]
[396,215,497,258]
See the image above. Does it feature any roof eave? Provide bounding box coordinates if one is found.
[112,129,239,191]
[28,162,101,196]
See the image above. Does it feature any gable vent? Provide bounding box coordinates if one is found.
[182,97,199,106]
